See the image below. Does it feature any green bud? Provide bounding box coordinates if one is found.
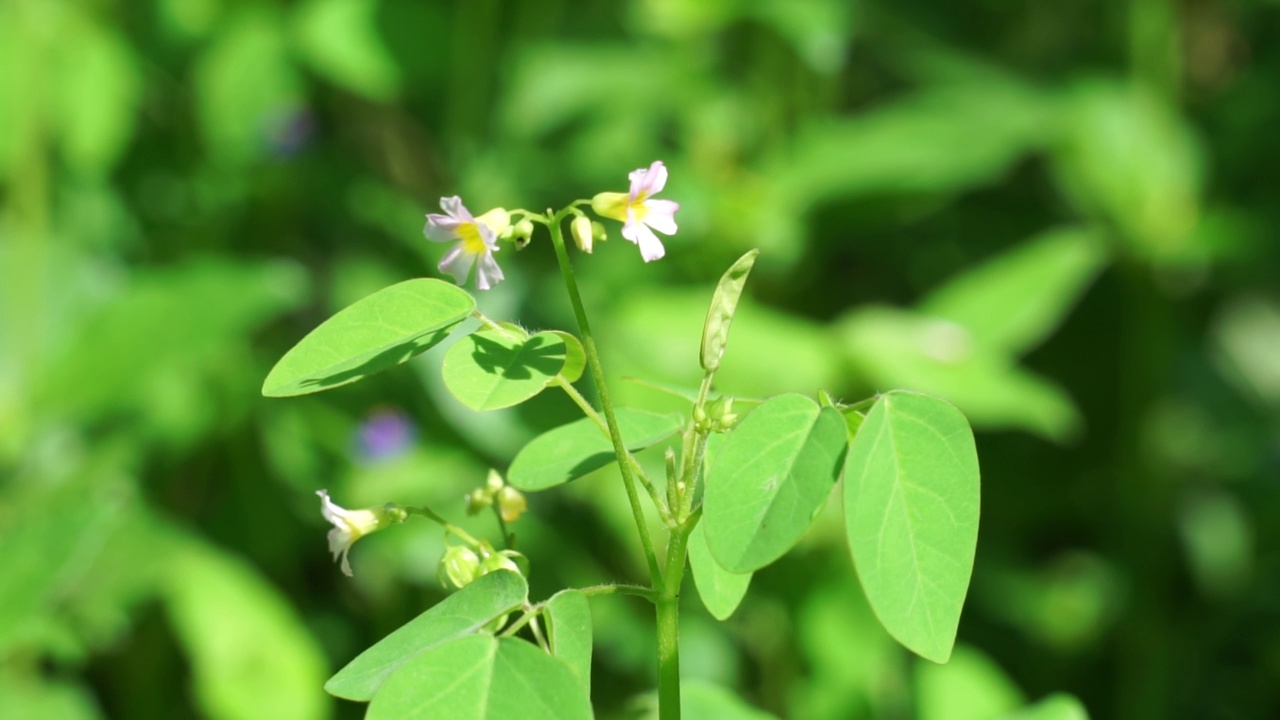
[591,221,607,243]
[485,468,505,493]
[571,215,594,253]
[513,219,535,249]
[465,488,492,516]
[439,544,482,589]
[497,486,528,523]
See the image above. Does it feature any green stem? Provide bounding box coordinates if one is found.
[656,512,697,720]
[546,215,664,583]
[558,382,673,524]
[404,506,482,547]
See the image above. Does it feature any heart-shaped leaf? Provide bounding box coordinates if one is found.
[508,408,683,491]
[325,571,527,701]
[442,328,568,410]
[704,393,848,573]
[844,390,979,663]
[366,635,592,720]
[263,278,474,397]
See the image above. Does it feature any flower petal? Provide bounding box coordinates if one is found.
[424,214,463,243]
[474,252,505,290]
[438,246,476,284]
[629,160,668,198]
[439,195,473,221]
[642,199,679,235]
[625,218,666,262]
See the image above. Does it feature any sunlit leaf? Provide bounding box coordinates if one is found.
[687,520,752,621]
[916,645,1022,720]
[996,694,1090,720]
[163,536,328,720]
[508,408,683,491]
[366,635,592,720]
[638,680,779,720]
[545,589,593,695]
[838,306,1080,441]
[441,328,568,410]
[704,394,847,573]
[325,571,528,701]
[844,391,979,663]
[263,278,474,397]
[291,0,400,101]
[0,674,101,720]
[920,226,1107,355]
[54,17,141,176]
[550,330,587,384]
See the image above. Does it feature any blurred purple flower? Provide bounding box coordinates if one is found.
[356,407,415,462]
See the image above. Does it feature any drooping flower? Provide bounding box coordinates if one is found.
[591,160,679,262]
[424,197,510,290]
[316,489,407,576]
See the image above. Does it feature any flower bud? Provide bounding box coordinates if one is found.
[497,486,528,523]
[591,221,607,243]
[707,396,738,431]
[571,216,594,253]
[465,488,492,516]
[513,219,535,249]
[439,544,482,589]
[485,468,505,493]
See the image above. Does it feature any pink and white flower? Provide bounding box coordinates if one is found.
[424,197,508,290]
[591,160,679,262]
[316,489,406,576]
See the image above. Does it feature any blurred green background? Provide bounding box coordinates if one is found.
[2,0,1278,718]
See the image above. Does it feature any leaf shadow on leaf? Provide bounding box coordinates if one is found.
[297,327,451,390]
[468,333,565,380]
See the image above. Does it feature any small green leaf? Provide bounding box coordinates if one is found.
[263,278,474,397]
[442,328,568,410]
[701,249,759,372]
[550,330,586,384]
[704,394,847,573]
[366,635,592,720]
[54,17,141,176]
[916,645,1022,720]
[844,391,980,663]
[996,694,1090,720]
[919,226,1106,355]
[545,590,593,695]
[324,571,527,701]
[508,408,683,491]
[674,680,780,720]
[687,520,752,621]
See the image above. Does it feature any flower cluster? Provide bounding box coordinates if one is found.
[423,161,680,290]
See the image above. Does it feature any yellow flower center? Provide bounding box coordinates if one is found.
[629,193,649,221]
[459,222,488,254]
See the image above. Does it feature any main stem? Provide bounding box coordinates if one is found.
[656,517,695,720]
[546,217,663,583]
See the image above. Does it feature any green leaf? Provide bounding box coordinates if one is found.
[366,635,593,720]
[701,249,759,372]
[325,571,528,701]
[54,17,141,176]
[545,590,593,695]
[263,278,474,397]
[687,520,752,621]
[291,0,400,101]
[550,330,586,384]
[996,694,1090,720]
[163,536,329,720]
[194,9,302,165]
[441,328,569,410]
[844,391,980,663]
[838,306,1080,441]
[704,394,848,573]
[675,680,779,720]
[916,645,1022,720]
[919,226,1106,355]
[508,408,683,491]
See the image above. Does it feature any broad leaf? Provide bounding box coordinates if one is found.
[704,393,847,573]
[263,278,474,397]
[366,635,592,720]
[638,680,779,720]
[442,328,568,410]
[920,226,1105,355]
[996,694,1090,720]
[687,520,752,620]
[549,330,586,384]
[701,249,759,372]
[545,590,593,695]
[508,408,682,491]
[916,645,1022,720]
[844,391,979,663]
[325,571,527,701]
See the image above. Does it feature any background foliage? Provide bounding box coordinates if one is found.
[2,0,1278,718]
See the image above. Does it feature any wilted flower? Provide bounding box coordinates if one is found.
[316,489,407,576]
[424,197,509,290]
[591,160,679,262]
